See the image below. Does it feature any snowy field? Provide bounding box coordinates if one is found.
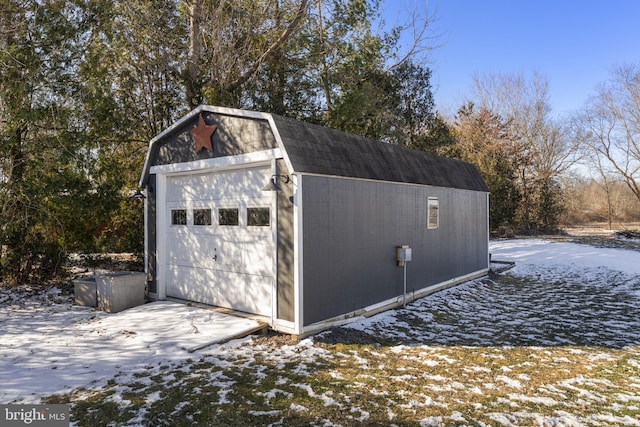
[1,238,640,426]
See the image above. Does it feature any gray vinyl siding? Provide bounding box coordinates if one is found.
[276,158,295,321]
[301,175,488,326]
[146,174,158,294]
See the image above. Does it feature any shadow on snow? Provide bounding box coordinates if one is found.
[317,269,640,349]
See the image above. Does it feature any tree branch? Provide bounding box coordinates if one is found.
[229,0,309,91]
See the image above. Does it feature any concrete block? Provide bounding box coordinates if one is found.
[96,272,146,313]
[73,278,97,307]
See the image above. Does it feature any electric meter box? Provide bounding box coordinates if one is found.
[396,245,412,266]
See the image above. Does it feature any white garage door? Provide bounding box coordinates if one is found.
[163,166,274,316]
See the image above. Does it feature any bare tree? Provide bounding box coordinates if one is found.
[473,71,579,180]
[590,152,618,229]
[577,63,640,203]
[184,0,310,109]
[472,71,580,231]
[380,0,443,71]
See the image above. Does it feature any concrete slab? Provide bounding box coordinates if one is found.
[0,299,267,403]
[80,300,266,353]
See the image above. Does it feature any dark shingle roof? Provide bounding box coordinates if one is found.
[272,115,489,193]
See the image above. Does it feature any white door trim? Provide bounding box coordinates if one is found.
[269,159,278,324]
[155,153,282,322]
[293,173,304,335]
[155,173,168,300]
[151,148,281,176]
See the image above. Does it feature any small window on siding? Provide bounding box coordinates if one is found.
[171,209,187,226]
[194,208,212,226]
[219,208,239,226]
[427,197,439,229]
[248,207,270,227]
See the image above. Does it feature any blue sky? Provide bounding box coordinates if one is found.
[384,1,640,117]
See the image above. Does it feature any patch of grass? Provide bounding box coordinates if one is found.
[48,342,640,426]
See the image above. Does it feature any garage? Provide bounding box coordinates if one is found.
[163,166,274,317]
[139,105,490,336]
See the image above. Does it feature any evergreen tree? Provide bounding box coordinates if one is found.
[452,103,520,229]
[0,0,89,283]
[0,0,441,284]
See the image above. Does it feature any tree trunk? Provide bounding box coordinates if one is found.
[315,0,333,115]
[186,0,203,109]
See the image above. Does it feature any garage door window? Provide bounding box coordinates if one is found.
[171,209,187,226]
[248,207,270,227]
[219,208,239,226]
[194,208,212,226]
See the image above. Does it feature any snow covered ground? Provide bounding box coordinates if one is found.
[491,238,640,278]
[1,238,639,426]
[0,298,262,403]
[336,238,640,348]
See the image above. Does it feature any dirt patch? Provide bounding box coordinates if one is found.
[250,329,302,346]
[314,327,386,346]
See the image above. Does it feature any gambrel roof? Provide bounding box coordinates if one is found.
[271,114,489,192]
[140,106,489,193]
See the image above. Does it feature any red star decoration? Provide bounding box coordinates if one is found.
[190,113,217,152]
